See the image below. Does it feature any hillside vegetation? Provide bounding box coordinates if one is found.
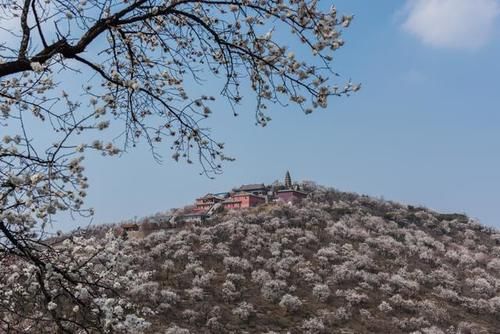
[116,186,500,333]
[2,185,500,333]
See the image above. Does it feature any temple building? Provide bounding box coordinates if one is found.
[195,193,224,211]
[182,172,308,221]
[285,171,292,189]
[117,172,310,233]
[277,171,307,203]
[225,192,266,209]
[236,183,268,196]
[276,189,307,203]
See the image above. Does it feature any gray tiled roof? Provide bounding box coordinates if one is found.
[238,183,266,191]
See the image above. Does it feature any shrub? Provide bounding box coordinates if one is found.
[232,302,255,321]
[279,294,303,312]
[261,280,287,302]
[378,301,393,313]
[312,284,330,302]
[302,317,326,334]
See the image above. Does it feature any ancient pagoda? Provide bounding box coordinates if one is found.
[285,171,292,189]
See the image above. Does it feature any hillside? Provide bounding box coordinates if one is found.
[111,185,500,333]
[3,185,500,333]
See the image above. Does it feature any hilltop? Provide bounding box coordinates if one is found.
[105,183,499,333]
[3,183,500,333]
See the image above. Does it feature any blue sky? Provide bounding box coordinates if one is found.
[60,0,500,230]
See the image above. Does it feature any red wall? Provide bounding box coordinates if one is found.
[231,194,265,208]
[224,202,242,209]
[238,195,250,208]
[249,195,266,207]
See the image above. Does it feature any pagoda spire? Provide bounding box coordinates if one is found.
[285,171,292,189]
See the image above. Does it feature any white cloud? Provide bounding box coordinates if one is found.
[402,0,500,49]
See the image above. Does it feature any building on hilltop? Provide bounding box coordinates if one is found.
[274,170,308,204]
[187,172,307,217]
[178,210,207,223]
[222,198,244,210]
[285,171,292,189]
[120,223,144,239]
[236,183,268,196]
[195,193,224,211]
[276,189,307,204]
[224,192,266,209]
